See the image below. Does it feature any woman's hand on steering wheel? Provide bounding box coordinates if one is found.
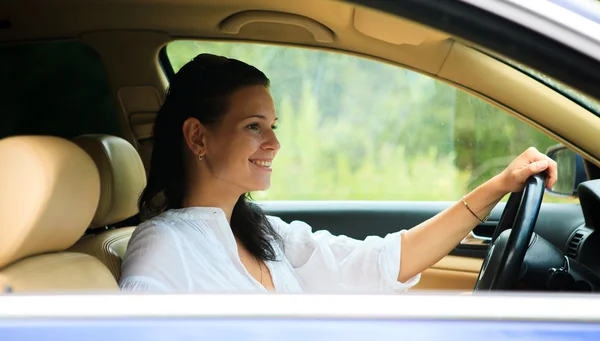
[474,147,559,291]
[496,147,558,193]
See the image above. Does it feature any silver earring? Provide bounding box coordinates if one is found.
[198,153,204,161]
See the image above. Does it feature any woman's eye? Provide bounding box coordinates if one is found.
[272,124,278,130]
[247,123,260,131]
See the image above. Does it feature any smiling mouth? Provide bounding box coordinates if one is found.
[250,160,272,169]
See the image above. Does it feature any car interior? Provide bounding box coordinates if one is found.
[2,0,600,294]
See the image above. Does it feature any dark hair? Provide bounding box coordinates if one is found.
[139,53,283,261]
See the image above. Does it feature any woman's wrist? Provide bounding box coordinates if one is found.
[485,174,511,199]
[461,174,507,217]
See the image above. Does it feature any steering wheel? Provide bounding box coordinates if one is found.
[474,173,547,291]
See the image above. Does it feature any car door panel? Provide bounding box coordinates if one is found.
[261,201,583,290]
[412,255,482,291]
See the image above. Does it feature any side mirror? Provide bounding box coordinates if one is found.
[545,144,588,197]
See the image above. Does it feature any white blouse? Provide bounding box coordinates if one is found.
[119,207,420,293]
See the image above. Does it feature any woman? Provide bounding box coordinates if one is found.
[119,54,557,293]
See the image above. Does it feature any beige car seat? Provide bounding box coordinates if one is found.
[0,136,118,293]
[68,134,147,281]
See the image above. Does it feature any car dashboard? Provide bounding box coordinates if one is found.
[520,180,600,292]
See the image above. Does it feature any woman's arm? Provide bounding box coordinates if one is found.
[274,217,419,292]
[397,147,558,282]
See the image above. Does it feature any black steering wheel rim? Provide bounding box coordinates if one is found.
[474,173,547,291]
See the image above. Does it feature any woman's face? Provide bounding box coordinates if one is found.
[197,85,280,194]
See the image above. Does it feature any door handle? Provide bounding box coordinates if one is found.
[460,231,491,246]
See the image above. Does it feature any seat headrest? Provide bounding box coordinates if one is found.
[72,134,147,228]
[0,136,100,268]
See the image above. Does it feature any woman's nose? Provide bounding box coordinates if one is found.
[262,129,280,152]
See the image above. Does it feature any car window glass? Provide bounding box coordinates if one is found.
[165,41,577,204]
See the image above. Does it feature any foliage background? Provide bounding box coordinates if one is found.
[166,41,576,203]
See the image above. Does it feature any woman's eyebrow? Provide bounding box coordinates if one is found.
[243,115,278,121]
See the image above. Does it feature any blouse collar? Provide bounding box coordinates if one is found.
[163,206,227,221]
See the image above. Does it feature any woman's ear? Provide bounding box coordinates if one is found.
[182,117,206,156]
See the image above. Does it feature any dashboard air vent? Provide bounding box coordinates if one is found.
[566,231,585,258]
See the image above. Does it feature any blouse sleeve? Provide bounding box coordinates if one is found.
[119,220,189,293]
[269,216,421,293]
